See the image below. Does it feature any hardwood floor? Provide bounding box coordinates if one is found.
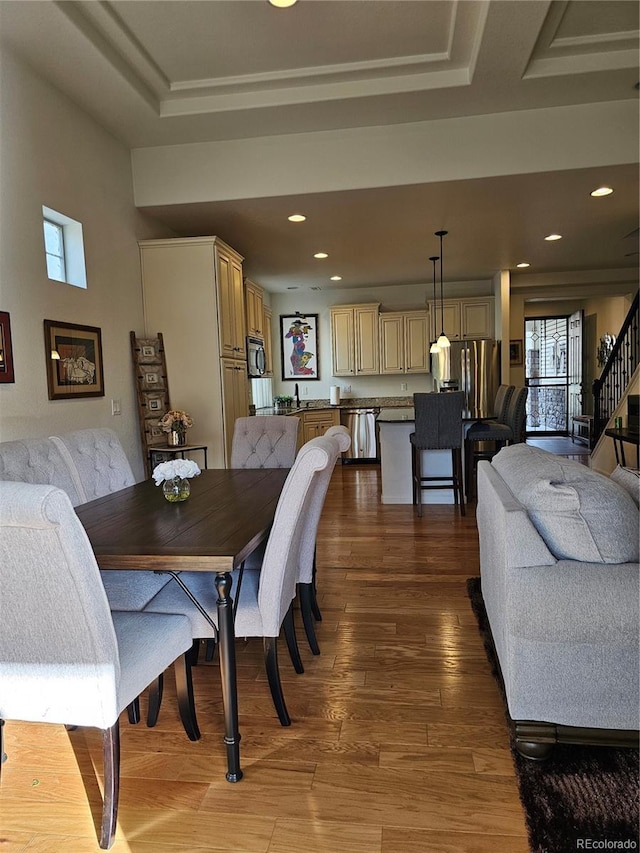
[0,466,529,852]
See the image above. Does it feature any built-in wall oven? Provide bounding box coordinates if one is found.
[247,337,266,378]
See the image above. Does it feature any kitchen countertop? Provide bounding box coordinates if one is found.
[257,397,414,416]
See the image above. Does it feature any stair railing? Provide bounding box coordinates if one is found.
[592,290,639,445]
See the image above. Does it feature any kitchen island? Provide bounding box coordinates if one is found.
[378,407,453,504]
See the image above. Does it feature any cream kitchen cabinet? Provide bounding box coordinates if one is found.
[245,278,265,339]
[428,296,494,341]
[379,311,429,374]
[330,303,380,376]
[290,408,340,449]
[139,236,249,468]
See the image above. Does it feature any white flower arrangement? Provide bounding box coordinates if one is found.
[152,459,201,485]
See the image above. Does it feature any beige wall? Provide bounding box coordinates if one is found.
[0,48,171,478]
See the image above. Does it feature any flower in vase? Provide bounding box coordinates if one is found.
[159,409,194,434]
[152,459,201,485]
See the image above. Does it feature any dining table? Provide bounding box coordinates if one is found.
[75,467,290,783]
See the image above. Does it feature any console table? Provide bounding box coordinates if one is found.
[149,444,208,471]
[604,427,639,469]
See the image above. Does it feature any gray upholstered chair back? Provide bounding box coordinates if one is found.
[412,392,465,450]
[324,424,351,455]
[494,384,514,423]
[0,437,85,506]
[0,481,121,728]
[297,431,347,584]
[50,428,135,500]
[230,416,300,469]
[257,436,334,635]
[504,386,529,443]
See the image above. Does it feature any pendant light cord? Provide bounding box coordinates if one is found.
[435,230,448,336]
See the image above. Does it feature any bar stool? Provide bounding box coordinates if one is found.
[465,386,528,499]
[410,391,465,517]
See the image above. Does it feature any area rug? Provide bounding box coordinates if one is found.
[466,576,639,853]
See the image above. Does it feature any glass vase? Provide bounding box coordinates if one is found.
[168,430,187,447]
[162,476,191,502]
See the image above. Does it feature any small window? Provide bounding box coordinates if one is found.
[43,219,66,281]
[42,206,87,289]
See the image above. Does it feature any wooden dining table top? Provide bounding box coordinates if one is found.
[75,467,290,573]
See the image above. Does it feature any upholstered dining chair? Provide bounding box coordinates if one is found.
[50,428,174,616]
[230,415,300,469]
[464,385,528,499]
[410,391,466,517]
[296,424,351,654]
[0,481,199,850]
[143,435,336,726]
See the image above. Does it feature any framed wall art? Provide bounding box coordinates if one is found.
[509,339,523,366]
[0,311,15,383]
[43,319,104,399]
[280,313,320,381]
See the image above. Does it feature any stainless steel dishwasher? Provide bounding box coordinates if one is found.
[340,407,380,461]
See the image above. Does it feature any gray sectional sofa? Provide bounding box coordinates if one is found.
[476,443,639,758]
[0,429,171,610]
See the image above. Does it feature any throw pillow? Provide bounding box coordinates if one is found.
[492,444,639,564]
[610,465,640,508]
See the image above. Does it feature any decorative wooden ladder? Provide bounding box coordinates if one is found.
[130,331,171,478]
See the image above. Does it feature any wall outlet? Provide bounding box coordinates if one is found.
[111,398,121,416]
[400,382,408,391]
[344,385,351,393]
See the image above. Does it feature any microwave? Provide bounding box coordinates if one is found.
[247,337,266,378]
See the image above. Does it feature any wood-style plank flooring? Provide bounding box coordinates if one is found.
[0,466,529,852]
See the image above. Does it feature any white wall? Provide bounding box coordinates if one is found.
[269,279,492,401]
[0,48,171,478]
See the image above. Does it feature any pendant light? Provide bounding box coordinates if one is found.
[435,229,450,349]
[429,255,440,354]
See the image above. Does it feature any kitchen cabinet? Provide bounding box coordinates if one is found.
[263,305,274,377]
[139,236,249,468]
[292,408,340,448]
[379,310,429,374]
[245,278,265,339]
[428,296,494,341]
[330,303,380,376]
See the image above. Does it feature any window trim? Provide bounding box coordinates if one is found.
[42,205,87,289]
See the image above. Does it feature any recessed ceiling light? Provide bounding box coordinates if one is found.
[544,233,562,241]
[330,275,342,281]
[516,262,530,269]
[591,186,614,197]
[268,0,298,7]
[288,213,306,222]
[313,252,328,259]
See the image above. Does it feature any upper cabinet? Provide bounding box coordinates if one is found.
[330,303,380,376]
[245,278,265,339]
[379,311,429,374]
[428,296,494,341]
[216,242,246,360]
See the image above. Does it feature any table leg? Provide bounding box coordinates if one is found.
[215,571,243,782]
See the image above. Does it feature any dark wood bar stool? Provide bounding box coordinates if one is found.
[410,391,465,517]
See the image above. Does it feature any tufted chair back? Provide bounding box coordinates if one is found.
[50,428,135,501]
[504,386,529,444]
[230,416,300,469]
[0,436,85,506]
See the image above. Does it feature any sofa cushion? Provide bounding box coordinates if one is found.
[610,465,640,507]
[491,444,639,564]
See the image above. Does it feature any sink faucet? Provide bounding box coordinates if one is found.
[294,383,300,408]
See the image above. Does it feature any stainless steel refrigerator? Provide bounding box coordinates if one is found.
[449,340,501,416]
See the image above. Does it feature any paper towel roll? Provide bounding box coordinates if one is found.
[330,386,340,406]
